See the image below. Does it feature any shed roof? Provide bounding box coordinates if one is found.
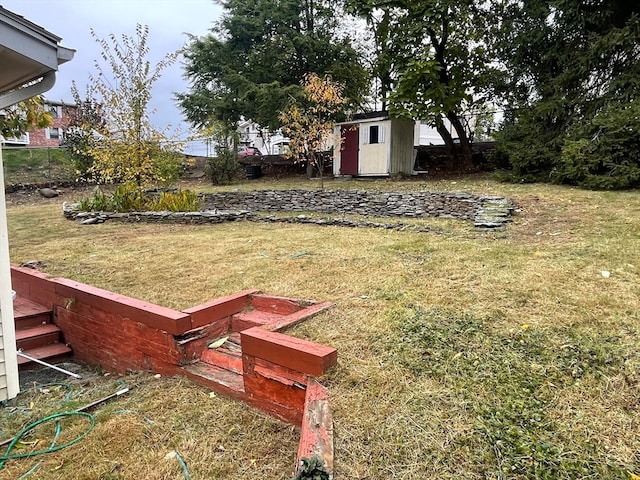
[336,111,390,126]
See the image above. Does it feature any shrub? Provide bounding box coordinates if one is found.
[150,189,201,211]
[554,102,640,189]
[78,183,201,212]
[493,110,564,184]
[495,100,640,190]
[207,148,240,185]
[78,186,112,212]
[63,129,96,179]
[147,145,184,186]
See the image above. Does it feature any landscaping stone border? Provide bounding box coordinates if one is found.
[63,189,514,230]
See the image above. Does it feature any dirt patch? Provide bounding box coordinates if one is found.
[4,178,210,208]
[4,184,99,207]
[509,194,585,243]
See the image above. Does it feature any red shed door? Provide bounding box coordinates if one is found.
[340,125,359,175]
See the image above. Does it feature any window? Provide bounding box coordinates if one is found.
[369,125,379,144]
[47,128,61,140]
[364,124,384,144]
[48,105,62,118]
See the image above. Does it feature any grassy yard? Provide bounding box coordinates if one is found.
[3,176,640,479]
[2,147,76,185]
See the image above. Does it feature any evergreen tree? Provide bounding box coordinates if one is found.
[178,0,368,132]
[495,0,640,189]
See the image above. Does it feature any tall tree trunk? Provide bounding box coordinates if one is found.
[305,0,314,34]
[377,9,392,111]
[306,156,314,179]
[435,116,456,168]
[315,152,324,190]
[446,111,473,169]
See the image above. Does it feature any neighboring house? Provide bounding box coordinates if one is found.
[413,114,485,146]
[29,99,75,147]
[1,132,29,146]
[0,5,74,401]
[2,99,75,147]
[333,111,415,177]
[414,120,447,146]
[237,119,289,155]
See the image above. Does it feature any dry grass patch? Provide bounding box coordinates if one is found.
[5,177,640,478]
[1,370,297,479]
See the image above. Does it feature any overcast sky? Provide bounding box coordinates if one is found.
[3,0,223,153]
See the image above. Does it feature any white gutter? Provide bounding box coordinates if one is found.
[0,71,56,109]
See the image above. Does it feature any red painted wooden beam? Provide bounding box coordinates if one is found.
[53,278,191,335]
[266,301,334,332]
[250,294,305,315]
[295,378,334,478]
[241,327,337,377]
[11,265,56,309]
[183,289,258,329]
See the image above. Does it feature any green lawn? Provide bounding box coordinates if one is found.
[2,146,75,185]
[4,176,640,479]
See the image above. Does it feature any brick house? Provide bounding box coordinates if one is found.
[27,99,75,147]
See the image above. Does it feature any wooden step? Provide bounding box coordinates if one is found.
[13,295,53,330]
[231,310,284,332]
[182,362,245,394]
[16,324,62,351]
[201,344,243,374]
[296,379,334,478]
[17,343,72,366]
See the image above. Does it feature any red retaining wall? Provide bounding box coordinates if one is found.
[10,265,337,424]
[10,265,336,477]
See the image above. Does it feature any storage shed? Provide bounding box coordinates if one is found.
[333,112,415,177]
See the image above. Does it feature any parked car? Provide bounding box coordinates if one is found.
[237,146,262,157]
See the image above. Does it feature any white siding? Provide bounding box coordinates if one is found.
[0,147,19,401]
[359,143,387,175]
[0,278,5,396]
[390,118,417,175]
[0,354,6,395]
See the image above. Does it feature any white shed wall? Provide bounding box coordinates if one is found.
[358,120,391,176]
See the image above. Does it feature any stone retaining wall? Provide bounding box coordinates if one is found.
[204,190,481,219]
[63,189,514,229]
[203,190,513,228]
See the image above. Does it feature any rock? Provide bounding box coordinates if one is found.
[38,188,59,198]
[20,260,47,270]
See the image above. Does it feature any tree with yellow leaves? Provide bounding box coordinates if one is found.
[87,25,182,186]
[279,74,346,189]
[0,96,52,139]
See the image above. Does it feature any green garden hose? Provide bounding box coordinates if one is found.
[0,411,95,470]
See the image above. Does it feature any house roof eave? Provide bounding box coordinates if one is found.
[0,5,75,103]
